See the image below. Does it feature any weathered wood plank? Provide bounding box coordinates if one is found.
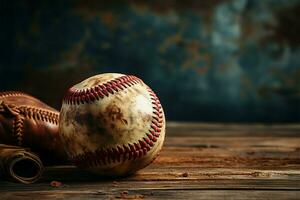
[0,123,300,199]
[1,189,300,200]
[167,122,300,136]
[158,136,300,169]
[1,179,300,191]
[0,135,299,184]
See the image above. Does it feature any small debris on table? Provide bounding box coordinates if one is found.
[182,172,189,177]
[120,191,128,195]
[119,191,129,198]
[115,194,144,199]
[112,181,118,187]
[50,181,62,187]
[247,151,255,155]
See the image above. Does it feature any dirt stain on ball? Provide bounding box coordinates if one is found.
[106,104,128,125]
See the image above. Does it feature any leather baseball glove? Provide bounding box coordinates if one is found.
[0,91,68,165]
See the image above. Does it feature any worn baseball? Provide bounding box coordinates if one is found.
[59,73,165,176]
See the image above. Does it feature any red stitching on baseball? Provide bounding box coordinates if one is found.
[69,86,164,168]
[64,75,143,105]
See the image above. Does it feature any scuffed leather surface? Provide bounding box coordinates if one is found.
[0,92,68,165]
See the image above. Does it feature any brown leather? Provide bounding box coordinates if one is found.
[0,91,68,165]
[0,144,43,184]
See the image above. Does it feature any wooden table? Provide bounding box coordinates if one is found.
[1,122,300,199]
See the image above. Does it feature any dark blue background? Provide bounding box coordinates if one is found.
[1,0,300,122]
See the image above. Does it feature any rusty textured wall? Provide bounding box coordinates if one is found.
[1,0,300,122]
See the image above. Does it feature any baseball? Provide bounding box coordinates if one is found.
[59,73,166,176]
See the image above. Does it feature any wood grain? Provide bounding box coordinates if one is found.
[0,123,300,199]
